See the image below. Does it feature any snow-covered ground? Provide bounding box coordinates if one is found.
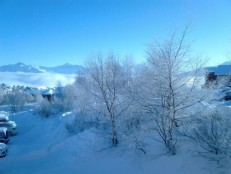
[1,109,230,174]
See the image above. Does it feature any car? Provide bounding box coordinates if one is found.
[0,121,17,136]
[0,142,7,157]
[224,91,231,101]
[0,127,10,144]
[0,115,9,122]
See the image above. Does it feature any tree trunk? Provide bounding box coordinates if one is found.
[167,130,176,155]
[111,118,118,146]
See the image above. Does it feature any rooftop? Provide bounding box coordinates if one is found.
[207,64,231,76]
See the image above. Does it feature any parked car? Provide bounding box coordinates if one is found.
[0,142,7,157]
[0,121,17,136]
[224,91,231,101]
[0,127,10,143]
[0,115,9,122]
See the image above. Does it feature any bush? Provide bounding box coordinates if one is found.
[35,96,53,118]
[52,97,66,113]
[65,114,96,134]
[185,108,231,163]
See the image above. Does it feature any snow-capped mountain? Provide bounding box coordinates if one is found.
[40,63,85,74]
[0,62,43,73]
[0,62,85,74]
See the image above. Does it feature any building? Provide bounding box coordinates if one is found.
[205,64,231,88]
[25,87,64,101]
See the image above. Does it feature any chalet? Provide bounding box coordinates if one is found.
[205,64,231,88]
[25,87,63,101]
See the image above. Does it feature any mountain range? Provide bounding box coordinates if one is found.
[0,62,85,74]
[0,63,83,87]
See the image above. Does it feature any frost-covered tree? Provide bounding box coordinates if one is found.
[34,95,52,118]
[85,53,132,146]
[61,84,79,111]
[0,89,4,105]
[186,106,231,164]
[5,90,33,112]
[133,26,208,155]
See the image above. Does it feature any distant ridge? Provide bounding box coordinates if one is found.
[0,62,43,73]
[0,62,85,74]
[221,61,231,65]
[40,63,85,74]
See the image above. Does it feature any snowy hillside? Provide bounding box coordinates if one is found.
[1,110,229,174]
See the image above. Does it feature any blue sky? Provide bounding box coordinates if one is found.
[0,0,230,66]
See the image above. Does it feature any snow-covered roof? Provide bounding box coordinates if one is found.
[207,65,231,76]
[25,87,63,95]
[25,87,41,95]
[41,88,57,95]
